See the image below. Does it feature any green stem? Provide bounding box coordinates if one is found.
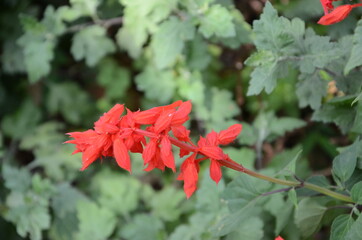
[243,168,354,203]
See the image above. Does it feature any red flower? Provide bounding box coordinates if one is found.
[318,3,362,25]
[66,101,244,198]
[319,0,341,14]
[275,236,284,240]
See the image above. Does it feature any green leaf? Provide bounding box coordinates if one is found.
[119,214,164,240]
[331,215,355,240]
[345,19,362,75]
[270,117,305,137]
[1,40,26,74]
[150,187,185,221]
[69,0,101,17]
[1,100,41,139]
[296,73,327,110]
[351,100,362,134]
[264,194,294,235]
[288,188,298,208]
[252,1,294,52]
[351,181,362,204]
[224,216,264,240]
[151,17,195,69]
[47,83,92,125]
[135,66,175,103]
[5,192,51,240]
[298,29,338,74]
[17,33,55,83]
[187,35,211,70]
[312,101,356,134]
[238,122,257,146]
[294,198,327,237]
[2,165,32,192]
[246,61,280,96]
[345,214,362,240]
[71,25,116,67]
[97,59,130,99]
[91,169,142,216]
[199,4,235,38]
[332,139,361,183]
[76,200,117,240]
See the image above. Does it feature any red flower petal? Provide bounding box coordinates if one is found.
[113,138,131,172]
[318,5,353,25]
[172,125,190,142]
[209,159,222,184]
[205,130,218,146]
[218,124,242,145]
[154,109,175,133]
[178,154,198,198]
[142,138,157,164]
[200,146,224,160]
[133,108,160,125]
[160,136,175,172]
[172,100,192,126]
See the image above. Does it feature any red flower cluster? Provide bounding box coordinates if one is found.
[66,101,243,198]
[318,0,362,25]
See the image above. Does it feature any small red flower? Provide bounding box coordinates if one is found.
[318,3,362,25]
[275,236,284,240]
[177,153,199,198]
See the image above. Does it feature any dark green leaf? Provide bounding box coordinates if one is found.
[330,214,355,240]
[351,181,362,204]
[294,198,327,237]
[345,19,362,74]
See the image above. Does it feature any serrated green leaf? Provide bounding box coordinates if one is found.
[199,4,235,38]
[270,117,305,136]
[47,83,91,125]
[224,216,264,240]
[2,165,32,192]
[151,17,194,69]
[71,25,115,67]
[135,66,175,103]
[69,0,101,17]
[119,214,164,240]
[97,58,130,99]
[345,214,362,240]
[76,200,117,240]
[330,214,355,240]
[351,181,362,204]
[294,198,327,237]
[253,2,294,52]
[1,100,41,139]
[296,73,327,110]
[17,33,54,83]
[1,40,26,74]
[247,61,278,95]
[332,139,361,182]
[91,169,142,216]
[5,192,51,240]
[345,19,362,75]
[187,35,211,70]
[150,187,185,221]
[298,29,338,74]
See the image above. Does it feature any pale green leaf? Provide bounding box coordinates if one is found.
[270,117,305,136]
[351,181,362,204]
[332,139,361,182]
[330,214,355,240]
[1,40,26,73]
[345,19,362,75]
[76,200,117,240]
[199,4,235,38]
[345,214,362,240]
[294,198,327,237]
[151,17,195,69]
[296,73,327,110]
[119,214,164,240]
[150,187,185,221]
[225,216,264,240]
[135,66,175,103]
[71,25,116,67]
[2,165,32,192]
[97,58,130,99]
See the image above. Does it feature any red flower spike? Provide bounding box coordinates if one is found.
[144,146,165,172]
[160,136,176,172]
[210,159,222,184]
[318,4,353,25]
[113,139,131,172]
[218,124,242,145]
[142,138,158,164]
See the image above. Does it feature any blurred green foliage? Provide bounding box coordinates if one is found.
[1,0,362,239]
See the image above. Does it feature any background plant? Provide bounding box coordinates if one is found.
[1,0,362,239]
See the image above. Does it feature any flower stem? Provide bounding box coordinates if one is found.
[242,168,354,203]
